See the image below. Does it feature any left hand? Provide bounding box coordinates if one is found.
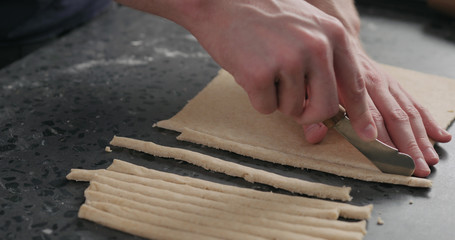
[303,45,452,177]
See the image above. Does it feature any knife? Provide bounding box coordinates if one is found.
[323,106,416,176]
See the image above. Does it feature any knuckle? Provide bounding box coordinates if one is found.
[241,69,274,93]
[323,16,347,40]
[404,140,421,154]
[415,136,431,146]
[369,108,384,123]
[305,33,330,58]
[413,102,426,112]
[362,71,382,86]
[403,105,420,120]
[388,108,409,122]
[346,77,366,102]
[279,52,303,74]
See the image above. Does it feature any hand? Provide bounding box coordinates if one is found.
[180,0,377,143]
[301,0,452,177]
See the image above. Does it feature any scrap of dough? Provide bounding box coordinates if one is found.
[78,204,220,240]
[105,159,372,221]
[109,136,352,201]
[156,65,455,186]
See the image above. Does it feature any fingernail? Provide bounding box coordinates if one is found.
[424,147,439,160]
[439,128,451,137]
[361,124,377,141]
[305,123,320,134]
[416,157,430,174]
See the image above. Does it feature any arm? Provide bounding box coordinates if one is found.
[116,0,451,177]
[117,0,377,138]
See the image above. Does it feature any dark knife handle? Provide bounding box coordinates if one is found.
[322,105,346,128]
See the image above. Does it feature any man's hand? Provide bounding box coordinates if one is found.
[179,0,378,143]
[116,0,451,177]
[303,0,452,177]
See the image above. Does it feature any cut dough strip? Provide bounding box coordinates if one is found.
[85,179,366,235]
[76,169,340,218]
[86,174,340,219]
[178,128,432,188]
[87,201,268,240]
[84,189,366,235]
[86,194,354,240]
[109,135,352,201]
[106,159,372,221]
[69,160,371,239]
[78,204,220,240]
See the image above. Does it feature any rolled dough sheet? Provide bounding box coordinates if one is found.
[157,65,455,186]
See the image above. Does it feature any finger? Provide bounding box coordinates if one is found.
[333,46,377,142]
[302,123,328,144]
[236,74,278,114]
[276,70,306,117]
[366,97,395,148]
[402,89,452,143]
[372,90,430,177]
[392,85,441,166]
[297,45,339,125]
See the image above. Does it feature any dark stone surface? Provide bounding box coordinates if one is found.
[0,4,454,240]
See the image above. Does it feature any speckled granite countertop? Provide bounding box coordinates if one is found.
[1,5,455,240]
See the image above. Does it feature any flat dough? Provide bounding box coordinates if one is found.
[110,136,352,201]
[157,65,455,186]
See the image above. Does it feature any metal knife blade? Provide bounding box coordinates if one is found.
[323,106,416,176]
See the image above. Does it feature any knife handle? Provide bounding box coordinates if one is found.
[322,105,346,128]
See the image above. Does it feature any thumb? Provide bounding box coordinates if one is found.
[303,123,328,144]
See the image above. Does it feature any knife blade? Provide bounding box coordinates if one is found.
[323,106,416,176]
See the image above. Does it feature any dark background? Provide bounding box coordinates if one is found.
[1,3,455,240]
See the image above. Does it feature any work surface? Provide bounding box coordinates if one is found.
[1,4,455,240]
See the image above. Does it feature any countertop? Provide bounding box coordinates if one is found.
[1,4,455,240]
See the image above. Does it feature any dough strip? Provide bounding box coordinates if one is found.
[87,201,268,240]
[178,128,432,188]
[109,135,352,201]
[106,159,372,220]
[78,204,220,240]
[83,174,341,219]
[87,197,346,240]
[85,189,365,235]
